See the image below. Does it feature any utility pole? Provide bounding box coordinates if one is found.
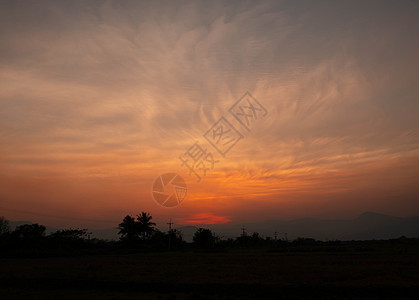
[241,225,246,237]
[212,231,215,249]
[167,218,174,250]
[274,231,278,241]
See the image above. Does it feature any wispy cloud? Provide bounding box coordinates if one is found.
[0,1,418,227]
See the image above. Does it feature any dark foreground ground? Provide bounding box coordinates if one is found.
[0,245,418,299]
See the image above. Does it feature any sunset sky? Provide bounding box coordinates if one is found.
[1,1,418,230]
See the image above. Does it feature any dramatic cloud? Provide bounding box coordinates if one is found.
[0,1,418,228]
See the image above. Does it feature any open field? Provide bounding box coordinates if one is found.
[0,245,418,299]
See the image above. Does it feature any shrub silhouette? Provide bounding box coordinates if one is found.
[48,229,88,248]
[0,217,10,236]
[193,228,215,249]
[13,224,46,241]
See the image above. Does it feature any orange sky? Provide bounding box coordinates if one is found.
[0,1,418,230]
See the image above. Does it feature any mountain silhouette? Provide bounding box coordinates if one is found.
[217,212,419,240]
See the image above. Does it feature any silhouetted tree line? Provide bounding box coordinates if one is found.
[0,216,93,254]
[118,212,185,250]
[1,214,418,256]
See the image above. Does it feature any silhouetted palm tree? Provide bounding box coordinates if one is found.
[118,215,138,242]
[136,212,156,240]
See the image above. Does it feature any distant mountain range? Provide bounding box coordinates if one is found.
[8,212,419,242]
[211,212,419,241]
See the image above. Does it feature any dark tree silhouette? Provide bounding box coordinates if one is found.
[250,232,264,246]
[193,228,215,249]
[293,237,316,245]
[168,229,185,249]
[136,212,156,240]
[48,229,88,248]
[13,224,46,240]
[118,212,156,244]
[49,229,88,241]
[118,215,138,243]
[0,217,10,236]
[148,229,185,250]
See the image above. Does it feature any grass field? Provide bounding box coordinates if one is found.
[0,245,418,299]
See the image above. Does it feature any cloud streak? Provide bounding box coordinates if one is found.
[0,0,418,228]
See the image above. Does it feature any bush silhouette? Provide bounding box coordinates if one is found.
[13,224,46,241]
[0,217,10,237]
[193,228,215,249]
